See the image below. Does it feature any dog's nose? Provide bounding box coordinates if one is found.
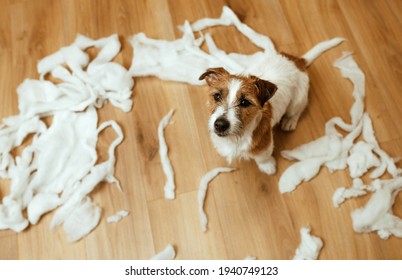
[214,117,230,133]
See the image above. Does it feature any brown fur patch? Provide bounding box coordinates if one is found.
[249,104,273,155]
[280,52,307,71]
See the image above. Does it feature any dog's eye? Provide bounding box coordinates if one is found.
[213,92,222,102]
[239,98,251,107]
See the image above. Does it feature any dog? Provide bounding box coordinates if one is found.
[199,38,344,175]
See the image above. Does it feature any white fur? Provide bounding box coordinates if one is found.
[228,79,242,106]
[246,53,310,130]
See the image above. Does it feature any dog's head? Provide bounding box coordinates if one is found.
[199,67,277,138]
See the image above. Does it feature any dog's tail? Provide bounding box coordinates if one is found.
[302,37,345,67]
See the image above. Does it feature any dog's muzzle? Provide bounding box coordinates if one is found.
[214,117,230,136]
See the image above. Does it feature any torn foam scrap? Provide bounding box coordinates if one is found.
[150,244,176,260]
[332,178,376,208]
[63,197,102,243]
[107,210,129,224]
[27,193,61,225]
[198,167,235,232]
[293,226,323,260]
[346,141,380,178]
[361,114,402,179]
[186,6,276,53]
[279,134,342,193]
[351,177,402,239]
[158,109,176,200]
[130,23,212,85]
[0,198,29,232]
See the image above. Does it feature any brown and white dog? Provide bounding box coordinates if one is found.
[199,38,344,175]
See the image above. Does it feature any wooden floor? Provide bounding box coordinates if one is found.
[1,0,402,260]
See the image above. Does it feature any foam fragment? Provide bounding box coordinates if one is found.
[198,167,235,232]
[158,109,176,199]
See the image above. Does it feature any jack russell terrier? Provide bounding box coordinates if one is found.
[199,38,344,175]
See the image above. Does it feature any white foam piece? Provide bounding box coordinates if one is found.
[293,226,323,260]
[198,167,235,232]
[351,177,402,239]
[107,210,129,224]
[0,198,29,232]
[150,244,176,260]
[347,141,381,178]
[158,109,176,199]
[185,6,276,53]
[27,193,61,225]
[279,135,342,193]
[332,178,372,208]
[63,197,102,243]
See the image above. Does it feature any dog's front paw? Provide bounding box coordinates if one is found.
[281,116,299,131]
[257,157,277,175]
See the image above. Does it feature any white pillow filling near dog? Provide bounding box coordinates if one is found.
[129,7,277,85]
[198,167,235,232]
[0,34,133,242]
[279,52,402,238]
[351,177,402,239]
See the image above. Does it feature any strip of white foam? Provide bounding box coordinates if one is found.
[107,210,129,224]
[158,109,176,199]
[198,167,236,232]
[150,244,176,260]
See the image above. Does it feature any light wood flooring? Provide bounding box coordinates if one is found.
[1,0,402,259]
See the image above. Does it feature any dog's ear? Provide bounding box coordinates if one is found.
[253,77,278,107]
[199,67,229,86]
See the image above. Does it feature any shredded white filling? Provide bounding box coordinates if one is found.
[107,210,129,224]
[150,244,176,260]
[351,177,402,239]
[129,7,277,85]
[0,34,133,242]
[279,51,402,239]
[333,179,373,208]
[198,167,235,232]
[158,109,176,200]
[293,226,323,260]
[279,52,367,193]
